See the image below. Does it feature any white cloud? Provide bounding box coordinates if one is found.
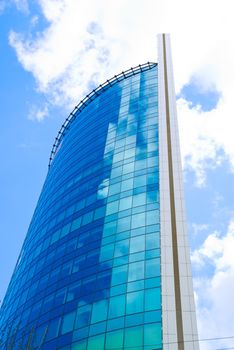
[192,220,234,349]
[0,1,5,14]
[191,223,209,238]
[8,0,234,181]
[177,92,234,186]
[13,0,29,14]
[28,104,49,122]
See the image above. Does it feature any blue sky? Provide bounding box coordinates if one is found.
[1,1,234,349]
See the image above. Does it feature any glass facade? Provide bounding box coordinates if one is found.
[0,63,161,350]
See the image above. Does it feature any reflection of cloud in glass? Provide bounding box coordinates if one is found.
[97,178,109,199]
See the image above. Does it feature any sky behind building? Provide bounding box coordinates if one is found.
[1,1,234,349]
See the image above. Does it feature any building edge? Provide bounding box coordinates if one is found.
[158,33,199,350]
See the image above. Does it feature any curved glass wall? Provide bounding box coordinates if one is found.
[0,63,161,350]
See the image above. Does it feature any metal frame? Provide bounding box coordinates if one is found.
[48,62,157,168]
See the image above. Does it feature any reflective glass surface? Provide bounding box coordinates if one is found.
[0,64,161,350]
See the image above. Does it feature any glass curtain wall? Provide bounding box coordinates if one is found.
[0,63,161,350]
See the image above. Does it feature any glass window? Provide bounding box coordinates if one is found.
[119,196,132,211]
[60,223,71,237]
[61,311,76,334]
[75,304,92,328]
[94,206,106,220]
[108,294,125,318]
[103,221,117,237]
[144,323,162,348]
[128,261,144,281]
[73,256,85,273]
[130,235,145,254]
[76,199,85,211]
[124,148,135,159]
[87,334,105,350]
[135,159,147,171]
[113,151,124,163]
[54,288,67,307]
[134,175,147,188]
[71,217,82,231]
[144,310,161,324]
[33,325,47,347]
[126,290,144,314]
[145,288,161,311]
[124,325,143,348]
[91,299,108,324]
[105,329,123,350]
[112,265,128,285]
[107,316,124,332]
[109,183,121,196]
[89,321,106,336]
[131,212,145,229]
[82,211,93,225]
[67,281,81,302]
[47,317,61,340]
[51,229,60,244]
[146,210,159,225]
[147,190,158,203]
[72,340,87,350]
[146,233,160,250]
[127,279,144,293]
[41,294,53,312]
[117,216,131,233]
[121,178,133,192]
[125,312,144,327]
[61,261,72,277]
[146,258,160,278]
[122,162,134,175]
[114,239,129,258]
[106,201,119,215]
[132,193,146,208]
[100,243,114,261]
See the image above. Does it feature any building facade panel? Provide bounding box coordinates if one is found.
[158,34,199,350]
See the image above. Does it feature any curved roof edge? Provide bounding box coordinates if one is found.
[48,61,157,168]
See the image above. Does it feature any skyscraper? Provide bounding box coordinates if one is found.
[0,34,199,350]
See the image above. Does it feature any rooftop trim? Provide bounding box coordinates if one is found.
[48,62,157,168]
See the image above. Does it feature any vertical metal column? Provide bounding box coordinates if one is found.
[158,33,199,350]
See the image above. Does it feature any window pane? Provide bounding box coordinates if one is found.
[112,265,128,285]
[126,290,144,314]
[130,235,145,254]
[105,330,123,349]
[119,196,132,211]
[146,258,160,278]
[109,295,125,318]
[128,261,144,281]
[47,317,61,340]
[75,304,92,328]
[100,243,114,261]
[131,212,145,229]
[117,216,131,233]
[132,193,146,207]
[145,288,161,311]
[146,233,160,250]
[87,334,105,350]
[61,311,76,334]
[144,323,162,349]
[91,299,108,324]
[124,326,143,348]
[114,239,129,258]
[106,200,119,215]
[146,210,159,225]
